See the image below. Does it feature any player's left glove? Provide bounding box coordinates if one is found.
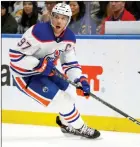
[74,76,90,99]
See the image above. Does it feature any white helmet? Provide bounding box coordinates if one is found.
[52,3,72,18]
[51,3,72,28]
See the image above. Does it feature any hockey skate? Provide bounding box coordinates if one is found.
[56,116,100,139]
[56,116,80,136]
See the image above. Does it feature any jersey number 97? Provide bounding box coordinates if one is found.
[17,38,31,49]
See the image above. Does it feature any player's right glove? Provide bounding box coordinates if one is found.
[34,57,55,76]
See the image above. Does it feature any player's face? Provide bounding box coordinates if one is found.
[110,1,125,12]
[52,13,69,33]
[23,2,33,14]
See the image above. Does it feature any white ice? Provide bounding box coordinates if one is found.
[2,123,140,147]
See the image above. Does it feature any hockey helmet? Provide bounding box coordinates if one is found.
[51,3,72,27]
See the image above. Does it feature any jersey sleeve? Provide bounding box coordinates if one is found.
[9,25,41,77]
[60,42,82,82]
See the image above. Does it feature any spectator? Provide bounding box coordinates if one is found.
[67,1,96,35]
[1,2,18,34]
[12,2,23,21]
[17,1,42,34]
[100,1,136,34]
[37,1,46,13]
[125,1,140,20]
[42,1,57,22]
[9,1,16,13]
[90,1,100,27]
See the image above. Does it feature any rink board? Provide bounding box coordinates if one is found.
[2,110,140,133]
[2,35,140,133]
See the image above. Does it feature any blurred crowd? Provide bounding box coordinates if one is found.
[1,1,140,35]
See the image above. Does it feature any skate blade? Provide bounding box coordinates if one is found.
[62,132,102,140]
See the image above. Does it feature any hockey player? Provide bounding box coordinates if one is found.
[9,3,100,139]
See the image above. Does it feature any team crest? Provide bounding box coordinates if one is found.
[45,49,62,61]
[42,86,48,92]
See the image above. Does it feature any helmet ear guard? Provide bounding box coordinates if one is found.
[51,3,72,29]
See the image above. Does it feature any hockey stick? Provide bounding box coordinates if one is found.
[53,68,140,126]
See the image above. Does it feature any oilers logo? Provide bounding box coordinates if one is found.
[45,50,63,61]
[42,86,48,92]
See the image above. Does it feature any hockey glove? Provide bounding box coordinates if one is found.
[74,76,90,99]
[34,57,55,76]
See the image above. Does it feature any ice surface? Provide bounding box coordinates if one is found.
[2,123,140,147]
